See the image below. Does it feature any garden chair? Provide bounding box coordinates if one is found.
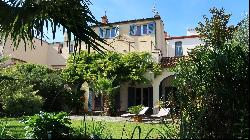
[150,108,170,122]
[121,106,149,117]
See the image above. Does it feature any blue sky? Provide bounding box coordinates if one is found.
[47,0,249,43]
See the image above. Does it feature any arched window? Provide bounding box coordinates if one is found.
[175,41,183,56]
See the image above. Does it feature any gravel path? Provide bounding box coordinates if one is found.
[69,115,130,122]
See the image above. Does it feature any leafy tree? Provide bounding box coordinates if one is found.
[172,8,249,139]
[0,0,106,53]
[62,51,162,115]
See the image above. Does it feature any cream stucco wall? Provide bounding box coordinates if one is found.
[89,17,165,60]
[2,17,166,67]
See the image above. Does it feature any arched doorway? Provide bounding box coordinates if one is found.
[159,75,177,107]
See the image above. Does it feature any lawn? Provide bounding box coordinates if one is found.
[0,117,179,139]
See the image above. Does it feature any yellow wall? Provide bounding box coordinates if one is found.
[3,37,49,66]
[2,17,166,68]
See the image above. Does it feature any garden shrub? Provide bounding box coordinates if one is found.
[23,111,73,139]
[0,80,43,116]
[0,63,69,112]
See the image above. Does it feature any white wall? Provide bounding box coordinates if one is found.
[166,37,203,57]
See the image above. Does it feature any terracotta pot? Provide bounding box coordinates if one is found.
[133,115,142,122]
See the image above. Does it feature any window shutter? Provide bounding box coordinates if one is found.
[147,22,156,34]
[115,25,120,37]
[129,24,136,35]
[99,27,104,38]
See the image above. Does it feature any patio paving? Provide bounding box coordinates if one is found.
[69,115,178,124]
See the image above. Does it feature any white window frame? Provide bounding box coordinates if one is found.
[102,27,117,39]
[141,24,148,35]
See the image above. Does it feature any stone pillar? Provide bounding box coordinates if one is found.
[152,82,160,114]
[120,83,128,111]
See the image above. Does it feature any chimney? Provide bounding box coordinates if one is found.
[101,15,108,24]
[101,9,108,24]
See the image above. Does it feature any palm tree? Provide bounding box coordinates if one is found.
[0,0,106,53]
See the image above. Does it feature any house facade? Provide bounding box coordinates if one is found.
[0,15,203,114]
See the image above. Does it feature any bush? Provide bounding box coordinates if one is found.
[0,81,43,116]
[23,111,73,139]
[1,63,71,112]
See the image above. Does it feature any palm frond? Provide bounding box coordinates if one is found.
[0,0,107,53]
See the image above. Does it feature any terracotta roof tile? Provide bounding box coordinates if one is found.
[160,56,188,68]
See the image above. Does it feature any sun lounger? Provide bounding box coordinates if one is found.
[151,108,170,118]
[121,107,149,117]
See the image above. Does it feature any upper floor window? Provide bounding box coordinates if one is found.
[99,26,119,39]
[130,22,155,36]
[69,44,74,53]
[175,41,183,56]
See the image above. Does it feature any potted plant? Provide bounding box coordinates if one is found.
[128,105,144,122]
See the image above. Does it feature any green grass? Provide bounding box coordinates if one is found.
[0,117,179,139]
[0,117,26,139]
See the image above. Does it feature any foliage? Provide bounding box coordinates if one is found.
[23,111,73,139]
[120,52,162,83]
[0,121,14,139]
[62,51,161,115]
[0,55,8,65]
[0,63,68,112]
[172,8,249,139]
[154,97,169,109]
[128,105,144,115]
[0,0,106,53]
[72,119,111,139]
[63,51,161,88]
[0,78,43,116]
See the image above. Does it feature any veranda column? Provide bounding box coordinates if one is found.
[152,83,160,114]
[120,82,128,111]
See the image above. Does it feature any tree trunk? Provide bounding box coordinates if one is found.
[103,95,110,116]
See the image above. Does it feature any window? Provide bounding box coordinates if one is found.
[127,87,153,109]
[69,44,74,53]
[175,41,183,56]
[99,28,104,38]
[105,29,110,38]
[99,26,119,39]
[129,22,155,36]
[143,25,148,34]
[135,25,141,36]
[111,27,116,38]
